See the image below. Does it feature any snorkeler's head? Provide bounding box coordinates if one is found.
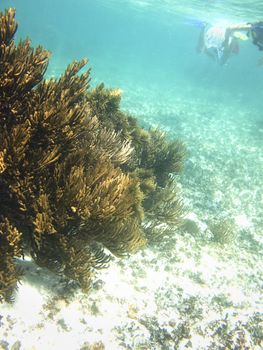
[251,21,263,50]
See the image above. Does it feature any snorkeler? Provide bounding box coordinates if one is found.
[196,23,241,65]
[197,21,263,65]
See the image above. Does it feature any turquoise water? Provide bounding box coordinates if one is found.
[1,1,263,349]
[1,0,263,109]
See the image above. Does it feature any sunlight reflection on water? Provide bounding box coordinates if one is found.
[99,0,263,23]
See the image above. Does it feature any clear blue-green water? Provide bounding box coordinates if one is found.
[1,0,263,109]
[1,1,263,349]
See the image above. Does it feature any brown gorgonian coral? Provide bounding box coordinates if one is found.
[0,8,185,302]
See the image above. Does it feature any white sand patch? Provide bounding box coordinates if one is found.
[1,87,263,349]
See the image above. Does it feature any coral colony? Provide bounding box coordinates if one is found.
[0,8,185,302]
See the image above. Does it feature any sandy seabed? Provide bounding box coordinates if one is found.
[1,84,262,350]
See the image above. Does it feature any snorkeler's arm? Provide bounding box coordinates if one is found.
[226,23,252,38]
[223,23,252,47]
[227,23,252,31]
